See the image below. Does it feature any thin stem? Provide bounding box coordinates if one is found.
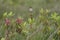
[5,26,10,40]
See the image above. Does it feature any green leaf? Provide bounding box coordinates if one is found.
[40,8,44,14]
[51,12,58,19]
[22,30,29,35]
[1,38,5,40]
[46,9,50,13]
[28,18,33,24]
[23,22,27,26]
[3,12,7,17]
[8,11,15,16]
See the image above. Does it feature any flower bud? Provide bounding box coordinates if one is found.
[5,18,10,26]
[16,18,23,24]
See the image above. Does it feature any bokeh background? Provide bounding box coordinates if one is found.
[0,0,60,18]
[0,0,60,40]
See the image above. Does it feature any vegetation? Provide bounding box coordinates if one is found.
[0,0,60,40]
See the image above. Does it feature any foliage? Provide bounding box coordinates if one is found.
[0,0,60,40]
[0,8,60,40]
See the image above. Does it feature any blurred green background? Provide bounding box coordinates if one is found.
[0,0,60,40]
[0,0,60,18]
